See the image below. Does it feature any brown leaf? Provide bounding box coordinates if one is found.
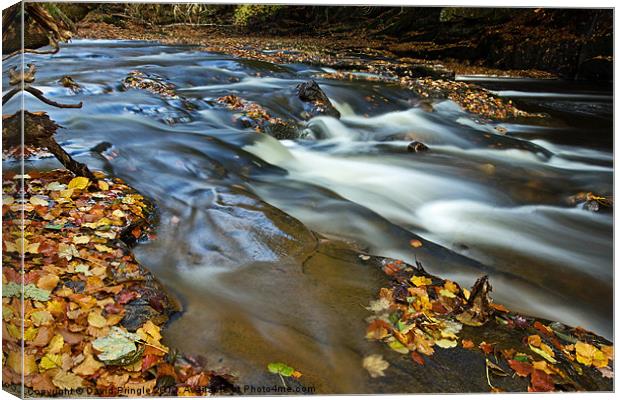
[529,369,555,392]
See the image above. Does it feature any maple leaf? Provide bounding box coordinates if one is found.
[362,354,389,378]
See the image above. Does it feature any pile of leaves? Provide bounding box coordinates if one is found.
[400,77,545,121]
[2,169,237,396]
[215,94,297,137]
[363,255,613,392]
[122,70,179,98]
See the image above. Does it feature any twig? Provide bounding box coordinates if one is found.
[161,22,234,28]
[2,87,19,105]
[25,86,82,108]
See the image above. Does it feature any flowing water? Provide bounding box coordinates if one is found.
[4,40,613,393]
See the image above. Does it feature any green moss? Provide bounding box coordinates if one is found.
[233,5,283,27]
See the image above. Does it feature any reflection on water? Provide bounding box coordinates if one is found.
[4,39,612,392]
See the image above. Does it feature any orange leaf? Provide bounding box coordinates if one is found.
[508,359,532,377]
[411,351,425,366]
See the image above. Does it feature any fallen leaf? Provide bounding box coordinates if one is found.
[68,177,90,190]
[409,239,423,248]
[362,354,389,378]
[411,276,432,287]
[411,351,425,365]
[52,370,83,390]
[529,369,555,392]
[508,359,533,377]
[92,327,141,363]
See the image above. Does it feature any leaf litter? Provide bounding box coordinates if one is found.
[2,169,238,396]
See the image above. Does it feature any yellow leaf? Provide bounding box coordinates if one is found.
[439,289,456,298]
[88,310,107,328]
[435,339,457,348]
[529,344,556,364]
[575,341,597,366]
[60,188,74,198]
[30,310,54,326]
[94,244,114,253]
[40,353,62,370]
[29,196,49,206]
[47,334,65,354]
[24,326,39,341]
[411,276,432,287]
[97,180,109,191]
[68,177,90,190]
[72,235,91,244]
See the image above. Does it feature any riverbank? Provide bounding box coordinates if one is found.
[1,169,237,396]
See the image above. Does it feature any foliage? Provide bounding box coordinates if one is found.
[232,5,284,27]
[364,256,614,391]
[2,169,236,394]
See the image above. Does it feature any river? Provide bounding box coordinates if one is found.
[3,39,613,393]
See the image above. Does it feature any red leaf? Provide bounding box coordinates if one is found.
[479,341,493,354]
[142,354,160,371]
[529,369,555,392]
[508,359,532,377]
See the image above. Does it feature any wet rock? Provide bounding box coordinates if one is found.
[120,298,166,332]
[264,120,299,140]
[90,141,113,153]
[59,75,81,92]
[392,63,455,80]
[407,141,429,153]
[577,56,613,81]
[297,80,341,119]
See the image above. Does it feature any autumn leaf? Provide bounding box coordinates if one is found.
[366,319,390,340]
[529,369,555,392]
[88,310,107,328]
[508,359,533,377]
[52,371,84,390]
[68,176,90,190]
[409,239,423,248]
[411,276,432,287]
[435,339,457,348]
[40,353,63,370]
[575,341,607,367]
[73,353,104,376]
[462,339,475,349]
[362,354,389,378]
[30,196,49,206]
[92,327,141,363]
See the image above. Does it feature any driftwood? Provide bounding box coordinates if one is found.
[2,111,94,179]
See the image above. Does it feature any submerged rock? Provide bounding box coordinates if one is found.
[407,141,429,153]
